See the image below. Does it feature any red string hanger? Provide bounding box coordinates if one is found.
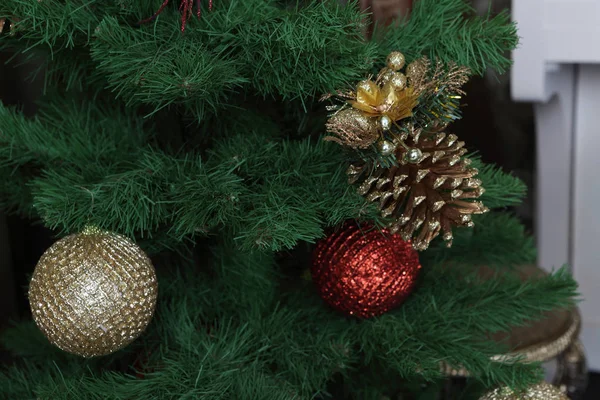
[140,0,213,33]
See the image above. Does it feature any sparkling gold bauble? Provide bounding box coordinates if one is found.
[379,68,395,84]
[386,51,406,71]
[479,382,568,400]
[29,227,158,358]
[357,80,376,95]
[389,72,407,90]
[406,59,428,80]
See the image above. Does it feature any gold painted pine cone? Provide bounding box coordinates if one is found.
[348,125,487,250]
[28,227,158,357]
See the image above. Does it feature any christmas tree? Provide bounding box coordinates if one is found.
[0,0,579,399]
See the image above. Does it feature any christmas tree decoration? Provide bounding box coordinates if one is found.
[311,222,421,318]
[350,80,419,123]
[28,227,158,358]
[440,265,587,398]
[325,108,380,149]
[324,51,484,250]
[141,0,214,32]
[478,382,568,400]
[0,0,582,397]
[347,123,487,250]
[406,57,470,125]
[386,51,406,71]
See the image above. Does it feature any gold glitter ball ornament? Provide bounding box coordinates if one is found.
[389,72,407,90]
[406,58,428,80]
[386,51,406,71]
[479,382,568,400]
[28,227,158,358]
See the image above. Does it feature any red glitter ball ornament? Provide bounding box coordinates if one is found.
[311,222,421,318]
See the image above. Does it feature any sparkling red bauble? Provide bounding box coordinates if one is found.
[311,222,421,318]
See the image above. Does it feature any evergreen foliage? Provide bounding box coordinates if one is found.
[0,0,576,398]
[1,251,578,399]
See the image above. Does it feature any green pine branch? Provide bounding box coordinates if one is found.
[3,0,517,115]
[475,158,528,209]
[1,255,577,398]
[377,0,518,75]
[0,98,530,252]
[0,2,567,398]
[423,212,537,268]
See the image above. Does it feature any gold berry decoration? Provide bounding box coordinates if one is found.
[386,51,406,71]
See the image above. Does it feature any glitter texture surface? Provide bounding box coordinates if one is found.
[479,382,568,400]
[325,108,380,149]
[28,230,158,358]
[311,222,421,318]
[323,51,481,251]
[386,51,406,71]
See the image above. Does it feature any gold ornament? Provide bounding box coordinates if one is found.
[380,115,392,131]
[387,51,406,71]
[407,57,470,99]
[29,227,158,358]
[379,68,395,84]
[323,51,419,150]
[323,51,480,249]
[325,108,380,149]
[404,147,423,164]
[348,124,487,250]
[440,266,584,382]
[406,58,429,83]
[389,72,407,90]
[350,80,418,122]
[378,140,396,156]
[479,382,568,400]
